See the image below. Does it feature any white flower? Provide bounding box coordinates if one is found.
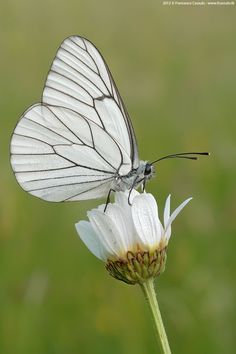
[75,191,192,284]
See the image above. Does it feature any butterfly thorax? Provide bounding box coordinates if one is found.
[113,161,154,192]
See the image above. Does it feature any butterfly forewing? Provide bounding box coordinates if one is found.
[42,36,139,168]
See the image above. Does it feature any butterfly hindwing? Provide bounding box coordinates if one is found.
[11,104,132,201]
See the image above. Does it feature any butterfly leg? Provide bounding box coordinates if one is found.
[104,188,116,212]
[142,178,146,192]
[127,176,143,205]
[128,188,133,205]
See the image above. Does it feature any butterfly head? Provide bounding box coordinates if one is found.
[128,161,154,192]
[137,161,155,183]
[144,162,154,178]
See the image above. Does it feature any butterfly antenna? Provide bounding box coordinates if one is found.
[151,152,210,165]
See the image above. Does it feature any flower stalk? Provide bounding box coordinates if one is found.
[140,278,171,354]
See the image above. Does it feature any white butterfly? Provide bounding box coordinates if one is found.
[10,36,208,204]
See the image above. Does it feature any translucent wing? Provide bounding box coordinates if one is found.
[42,35,139,169]
[10,104,132,202]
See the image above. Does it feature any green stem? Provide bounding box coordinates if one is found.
[140,278,171,354]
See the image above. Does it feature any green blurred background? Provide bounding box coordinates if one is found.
[1,1,235,353]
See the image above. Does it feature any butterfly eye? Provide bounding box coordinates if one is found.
[144,163,152,176]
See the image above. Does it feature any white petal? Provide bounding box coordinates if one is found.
[165,197,192,239]
[75,221,106,261]
[88,210,125,258]
[105,204,131,251]
[113,192,137,247]
[115,193,136,236]
[97,203,106,212]
[164,195,171,229]
[115,190,140,204]
[132,193,162,248]
[165,224,171,241]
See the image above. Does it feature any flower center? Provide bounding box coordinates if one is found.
[105,248,167,285]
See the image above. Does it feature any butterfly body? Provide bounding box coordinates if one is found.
[112,161,154,193]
